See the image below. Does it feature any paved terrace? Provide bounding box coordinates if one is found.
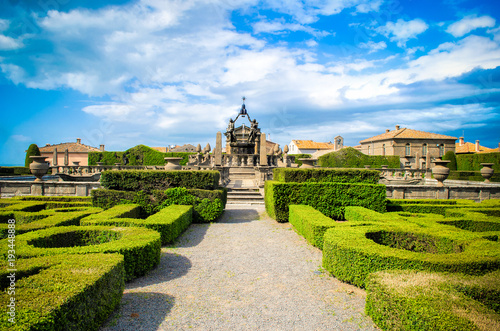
[101,205,378,331]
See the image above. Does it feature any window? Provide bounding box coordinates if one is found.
[439,144,444,157]
[367,146,371,155]
[382,144,386,156]
[422,143,427,155]
[405,143,410,156]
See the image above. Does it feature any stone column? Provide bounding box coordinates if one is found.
[260,133,267,166]
[64,149,69,166]
[53,149,58,166]
[215,131,222,166]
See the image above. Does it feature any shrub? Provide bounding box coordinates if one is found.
[2,225,161,281]
[82,205,193,245]
[24,143,41,167]
[13,196,92,202]
[81,204,142,222]
[442,151,457,170]
[318,147,400,168]
[194,198,224,223]
[456,152,500,172]
[0,166,31,176]
[0,207,102,239]
[91,189,137,209]
[187,188,228,207]
[100,170,220,192]
[366,269,500,331]
[289,205,337,249]
[265,180,387,222]
[322,210,500,288]
[291,153,311,167]
[0,254,125,331]
[273,168,380,184]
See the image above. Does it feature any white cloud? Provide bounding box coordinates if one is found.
[0,19,23,50]
[358,41,387,53]
[446,15,496,37]
[376,18,429,47]
[252,18,330,37]
[355,0,383,14]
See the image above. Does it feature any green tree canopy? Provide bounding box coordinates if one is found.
[25,143,41,167]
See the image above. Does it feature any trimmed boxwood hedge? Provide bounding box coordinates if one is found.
[81,204,141,222]
[273,168,381,184]
[0,254,124,331]
[265,180,386,222]
[289,205,337,249]
[81,205,193,245]
[366,269,500,331]
[387,199,498,215]
[0,207,102,239]
[12,196,92,202]
[1,225,161,281]
[322,213,500,288]
[100,170,220,192]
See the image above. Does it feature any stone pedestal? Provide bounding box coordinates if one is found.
[260,133,267,166]
[215,131,223,166]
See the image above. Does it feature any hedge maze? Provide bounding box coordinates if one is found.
[0,171,227,330]
[267,168,500,330]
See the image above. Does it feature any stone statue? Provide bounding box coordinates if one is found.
[226,118,236,143]
[248,119,258,143]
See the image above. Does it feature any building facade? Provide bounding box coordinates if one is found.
[39,138,104,166]
[359,126,457,168]
[289,137,342,155]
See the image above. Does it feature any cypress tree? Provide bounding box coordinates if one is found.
[442,151,457,170]
[25,143,41,167]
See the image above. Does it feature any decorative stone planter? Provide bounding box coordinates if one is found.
[432,158,450,187]
[164,157,183,170]
[364,165,371,169]
[480,163,495,183]
[29,156,49,182]
[72,161,80,166]
[299,158,317,168]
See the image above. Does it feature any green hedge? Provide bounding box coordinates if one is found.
[318,147,400,168]
[291,153,311,167]
[0,201,48,212]
[273,168,380,184]
[456,152,500,172]
[387,199,498,215]
[100,170,220,192]
[186,188,228,208]
[289,205,337,249]
[91,189,137,209]
[0,207,102,239]
[0,166,31,176]
[81,204,141,222]
[447,170,500,182]
[12,196,92,202]
[322,211,500,288]
[0,254,124,331]
[265,180,386,222]
[1,225,161,281]
[82,205,193,245]
[366,269,500,331]
[88,144,195,166]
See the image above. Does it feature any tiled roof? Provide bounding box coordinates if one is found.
[456,142,495,154]
[292,140,335,150]
[360,128,457,143]
[39,142,100,153]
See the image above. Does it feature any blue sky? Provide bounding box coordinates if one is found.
[1,0,499,165]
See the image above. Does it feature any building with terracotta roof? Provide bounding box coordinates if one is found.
[168,144,197,152]
[39,138,104,166]
[455,137,496,154]
[359,125,457,168]
[289,136,343,155]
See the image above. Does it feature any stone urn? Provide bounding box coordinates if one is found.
[480,163,495,183]
[364,165,371,169]
[164,157,183,170]
[29,156,49,182]
[299,158,317,168]
[72,161,80,166]
[432,158,450,187]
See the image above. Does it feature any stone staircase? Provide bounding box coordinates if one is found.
[225,167,264,205]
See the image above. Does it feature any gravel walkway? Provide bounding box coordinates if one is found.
[101,205,378,331]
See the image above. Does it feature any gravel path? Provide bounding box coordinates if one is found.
[101,205,378,331]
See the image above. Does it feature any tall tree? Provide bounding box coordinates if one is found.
[25,143,41,167]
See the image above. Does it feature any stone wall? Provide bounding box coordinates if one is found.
[386,184,500,202]
[0,181,101,198]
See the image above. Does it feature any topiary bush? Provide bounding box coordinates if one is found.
[1,225,161,281]
[456,152,500,172]
[100,170,220,192]
[273,168,380,184]
[81,205,193,245]
[442,150,457,170]
[0,254,125,331]
[318,147,400,168]
[366,269,500,331]
[322,210,500,288]
[265,180,387,222]
[289,205,337,249]
[24,143,41,167]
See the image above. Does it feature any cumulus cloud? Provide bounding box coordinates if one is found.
[0,19,23,50]
[446,15,496,37]
[376,18,429,47]
[358,41,387,53]
[252,18,330,37]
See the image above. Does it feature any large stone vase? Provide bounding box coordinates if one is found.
[480,163,495,183]
[29,156,49,182]
[164,157,183,170]
[432,158,450,187]
[299,158,317,168]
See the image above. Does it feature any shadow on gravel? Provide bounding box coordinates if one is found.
[100,292,175,331]
[219,208,260,224]
[127,252,191,289]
